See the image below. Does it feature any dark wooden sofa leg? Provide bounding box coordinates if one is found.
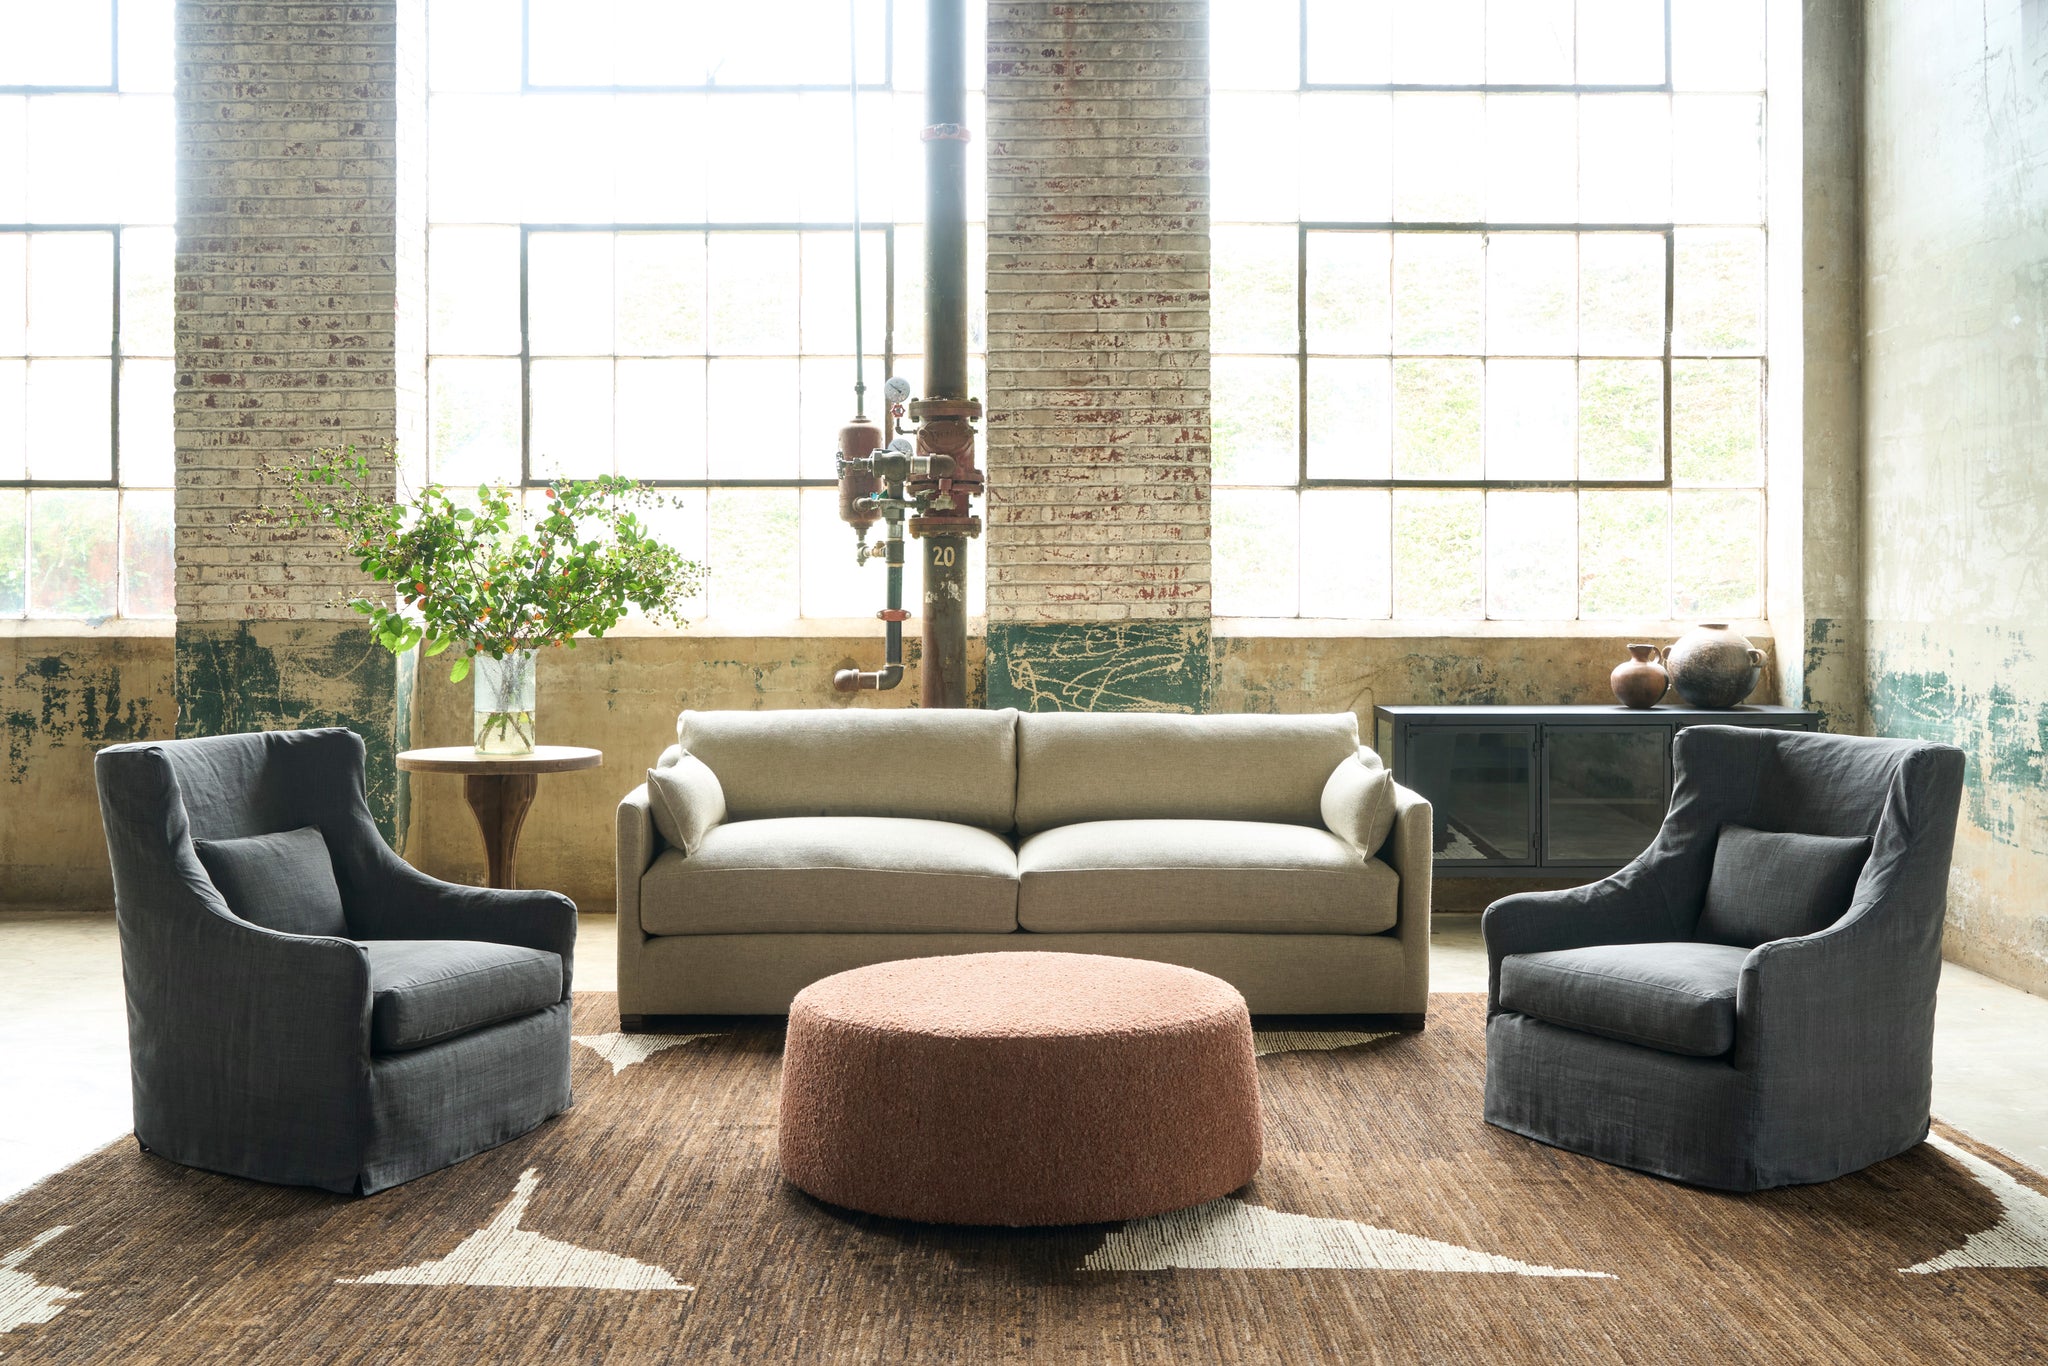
[1392,1012,1427,1032]
[619,1014,650,1033]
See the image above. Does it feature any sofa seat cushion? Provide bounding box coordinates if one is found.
[1498,942,1749,1058]
[1015,819,1396,935]
[640,816,1019,936]
[361,940,564,1054]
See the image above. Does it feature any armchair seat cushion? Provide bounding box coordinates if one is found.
[1498,942,1749,1058]
[640,816,1019,935]
[1016,819,1397,934]
[363,940,565,1054]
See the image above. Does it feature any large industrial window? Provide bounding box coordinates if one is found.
[0,1,176,621]
[1208,0,1768,621]
[425,0,986,622]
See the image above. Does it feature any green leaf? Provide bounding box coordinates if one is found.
[449,656,472,683]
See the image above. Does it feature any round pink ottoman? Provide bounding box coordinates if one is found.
[777,952,1263,1226]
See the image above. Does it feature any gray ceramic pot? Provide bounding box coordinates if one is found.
[1666,622,1765,709]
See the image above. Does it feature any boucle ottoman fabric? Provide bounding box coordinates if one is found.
[778,952,1264,1227]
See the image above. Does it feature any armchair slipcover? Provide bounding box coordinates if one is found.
[95,728,576,1194]
[1482,725,1966,1191]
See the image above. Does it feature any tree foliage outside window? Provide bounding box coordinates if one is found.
[1209,0,1770,622]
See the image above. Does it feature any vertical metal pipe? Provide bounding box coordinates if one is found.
[915,0,976,709]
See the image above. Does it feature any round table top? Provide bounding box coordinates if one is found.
[397,745,603,775]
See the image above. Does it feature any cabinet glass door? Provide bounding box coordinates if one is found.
[1406,728,1536,866]
[1542,726,1668,865]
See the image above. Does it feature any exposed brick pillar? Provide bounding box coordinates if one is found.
[173,0,426,837]
[983,0,1212,712]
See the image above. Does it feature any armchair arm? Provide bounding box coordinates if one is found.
[344,852,578,997]
[1482,869,1688,1011]
[1379,782,1433,1016]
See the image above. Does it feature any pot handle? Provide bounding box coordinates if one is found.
[1746,647,1766,666]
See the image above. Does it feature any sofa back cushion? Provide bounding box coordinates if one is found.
[192,825,348,938]
[1696,823,1872,948]
[677,708,1020,831]
[1014,711,1360,835]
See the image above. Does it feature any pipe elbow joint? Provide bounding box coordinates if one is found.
[831,664,906,693]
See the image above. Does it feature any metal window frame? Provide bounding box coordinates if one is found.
[518,0,895,94]
[0,223,125,492]
[0,0,121,94]
[510,221,900,490]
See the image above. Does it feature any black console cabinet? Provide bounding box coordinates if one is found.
[1372,704,1822,878]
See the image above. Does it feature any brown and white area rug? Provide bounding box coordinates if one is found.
[3,995,2045,1364]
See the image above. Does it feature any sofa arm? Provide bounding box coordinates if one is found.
[1481,874,1684,1012]
[616,783,658,938]
[1380,782,1433,1018]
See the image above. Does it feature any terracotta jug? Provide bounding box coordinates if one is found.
[1666,622,1766,709]
[1610,644,1670,709]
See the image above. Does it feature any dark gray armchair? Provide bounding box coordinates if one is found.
[1483,726,1966,1191]
[95,728,576,1195]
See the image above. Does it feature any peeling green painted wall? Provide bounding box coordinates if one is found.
[1,636,175,906]
[986,622,1210,712]
[175,622,408,844]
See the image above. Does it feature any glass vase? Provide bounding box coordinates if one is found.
[473,649,537,755]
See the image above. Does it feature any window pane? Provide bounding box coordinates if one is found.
[1304,0,1391,85]
[0,489,22,615]
[1391,0,1483,84]
[525,0,616,85]
[706,357,800,480]
[800,355,885,481]
[1307,358,1391,480]
[1392,234,1482,353]
[1300,94,1391,222]
[530,358,614,479]
[118,0,176,94]
[799,486,877,619]
[0,235,23,355]
[1673,96,1764,223]
[1301,489,1391,618]
[2,5,114,87]
[429,95,523,222]
[120,226,174,357]
[631,494,707,620]
[428,0,523,93]
[1212,94,1299,222]
[614,94,710,223]
[1487,491,1576,618]
[1393,95,1483,222]
[427,226,520,357]
[528,233,615,355]
[799,230,886,358]
[1212,357,1298,485]
[1212,489,1298,618]
[1488,0,1573,84]
[1576,0,1664,84]
[27,96,122,222]
[706,488,799,621]
[1212,0,1300,90]
[1487,96,1576,224]
[706,234,800,355]
[1578,359,1663,479]
[1580,95,1670,222]
[28,232,113,356]
[28,488,117,616]
[1673,0,1766,91]
[0,361,22,479]
[1579,233,1665,355]
[520,94,617,223]
[1578,489,1670,617]
[1306,231,1391,354]
[1487,234,1575,355]
[616,357,707,481]
[429,357,521,487]
[1671,489,1762,617]
[0,102,22,224]
[1211,226,1297,354]
[1393,489,1481,617]
[705,95,802,222]
[617,232,707,357]
[1485,359,1575,479]
[1672,359,1762,485]
[117,94,175,224]
[1673,228,1764,353]
[1392,358,1482,478]
[119,358,173,485]
[26,358,110,479]
[120,488,173,618]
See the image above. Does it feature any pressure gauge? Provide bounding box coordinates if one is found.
[883,376,912,406]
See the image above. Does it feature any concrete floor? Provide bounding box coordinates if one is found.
[1,909,2042,1203]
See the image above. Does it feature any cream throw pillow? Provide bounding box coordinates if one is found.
[646,754,728,856]
[1320,749,1396,857]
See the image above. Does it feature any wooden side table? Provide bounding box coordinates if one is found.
[396,746,603,890]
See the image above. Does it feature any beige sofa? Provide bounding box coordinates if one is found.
[614,709,1432,1023]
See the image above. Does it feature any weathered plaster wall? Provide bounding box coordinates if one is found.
[1863,0,2048,994]
[0,635,176,906]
